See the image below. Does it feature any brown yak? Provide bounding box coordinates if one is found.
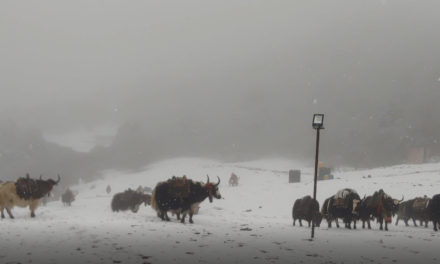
[0,174,60,219]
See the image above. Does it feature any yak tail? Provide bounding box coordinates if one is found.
[150,189,158,211]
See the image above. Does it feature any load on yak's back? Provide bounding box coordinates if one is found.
[321,188,361,229]
[151,175,221,224]
[0,173,60,219]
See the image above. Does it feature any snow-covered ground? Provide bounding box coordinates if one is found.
[1,158,440,264]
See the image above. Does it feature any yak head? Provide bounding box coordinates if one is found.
[205,175,221,203]
[391,195,404,216]
[314,212,323,227]
[381,193,403,216]
[37,174,61,198]
[352,198,361,215]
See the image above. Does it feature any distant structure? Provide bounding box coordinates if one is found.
[407,147,430,164]
[288,170,301,183]
[318,167,333,180]
[106,185,111,194]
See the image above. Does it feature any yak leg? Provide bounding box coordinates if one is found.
[412,218,418,227]
[29,200,40,218]
[181,208,190,223]
[353,220,357,229]
[327,218,332,228]
[434,220,438,231]
[346,220,352,229]
[180,213,186,223]
[6,208,14,219]
[379,218,383,230]
[404,218,409,226]
[395,216,400,226]
[425,220,428,228]
[1,208,4,219]
[299,219,302,227]
[157,211,164,220]
[159,211,170,221]
[362,220,365,229]
[293,218,296,226]
[176,212,181,220]
[2,198,14,219]
[308,220,311,227]
[385,220,388,231]
[164,212,170,221]
[189,212,194,224]
[335,218,340,228]
[367,219,371,229]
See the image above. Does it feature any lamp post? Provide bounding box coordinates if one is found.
[311,114,324,240]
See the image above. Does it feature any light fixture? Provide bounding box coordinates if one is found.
[312,114,324,129]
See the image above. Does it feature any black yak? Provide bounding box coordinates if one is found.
[151,175,221,224]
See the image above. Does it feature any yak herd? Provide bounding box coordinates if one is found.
[0,172,440,232]
[0,173,222,225]
[292,188,440,232]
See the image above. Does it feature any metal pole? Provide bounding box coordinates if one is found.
[311,128,320,239]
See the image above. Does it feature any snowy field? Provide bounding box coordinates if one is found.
[1,158,440,264]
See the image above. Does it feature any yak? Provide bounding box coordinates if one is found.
[111,189,151,213]
[356,190,402,231]
[292,195,322,227]
[321,188,361,229]
[229,173,239,186]
[61,188,75,206]
[427,194,440,231]
[151,175,221,224]
[395,196,430,227]
[357,195,375,229]
[0,174,60,218]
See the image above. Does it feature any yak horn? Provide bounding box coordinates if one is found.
[399,195,404,202]
[206,175,210,183]
[215,176,221,187]
[40,174,43,180]
[56,174,61,184]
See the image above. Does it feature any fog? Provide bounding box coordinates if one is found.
[1,0,440,182]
